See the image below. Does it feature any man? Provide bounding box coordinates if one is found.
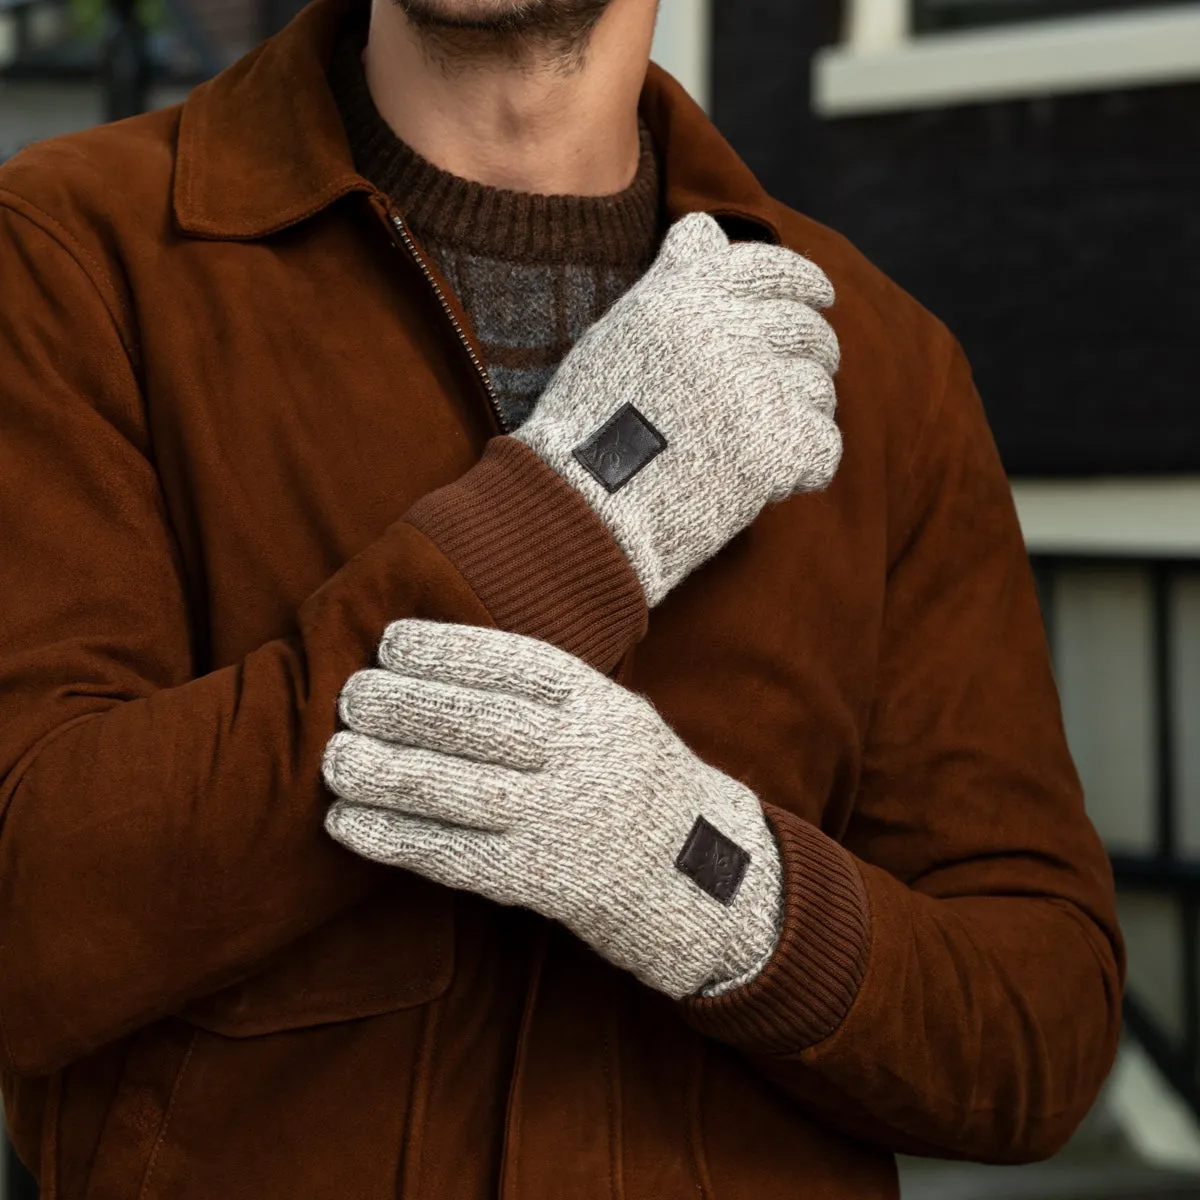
[0,0,1123,1195]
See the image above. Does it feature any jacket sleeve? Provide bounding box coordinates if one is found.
[682,332,1125,1164]
[0,198,646,1077]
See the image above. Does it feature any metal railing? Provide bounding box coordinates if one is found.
[1035,553,1200,1120]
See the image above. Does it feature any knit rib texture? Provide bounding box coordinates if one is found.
[682,806,873,1055]
[405,438,648,675]
[330,24,661,268]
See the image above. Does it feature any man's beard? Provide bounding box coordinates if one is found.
[394,0,618,69]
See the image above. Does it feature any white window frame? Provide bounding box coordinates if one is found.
[814,0,1200,116]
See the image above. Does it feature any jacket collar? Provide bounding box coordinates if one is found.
[173,0,781,244]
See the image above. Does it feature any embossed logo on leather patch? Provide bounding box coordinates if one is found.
[675,816,750,906]
[572,403,667,494]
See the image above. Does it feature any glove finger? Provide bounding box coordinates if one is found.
[717,243,835,309]
[322,733,526,831]
[644,212,729,279]
[326,802,504,895]
[775,404,844,497]
[779,357,838,418]
[754,300,841,374]
[337,669,552,770]
[378,619,578,706]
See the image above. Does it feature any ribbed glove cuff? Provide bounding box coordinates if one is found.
[405,438,648,674]
[680,806,872,1055]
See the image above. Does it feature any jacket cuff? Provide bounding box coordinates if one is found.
[681,806,872,1055]
[404,437,648,675]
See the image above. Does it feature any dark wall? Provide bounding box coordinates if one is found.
[709,0,836,211]
[712,1,1200,476]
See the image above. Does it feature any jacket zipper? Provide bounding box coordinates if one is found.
[389,213,508,435]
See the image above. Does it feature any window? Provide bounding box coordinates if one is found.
[912,0,1199,33]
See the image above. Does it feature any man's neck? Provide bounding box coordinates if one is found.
[362,0,655,197]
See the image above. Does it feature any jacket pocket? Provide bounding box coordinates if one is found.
[81,876,453,1200]
[178,872,454,1035]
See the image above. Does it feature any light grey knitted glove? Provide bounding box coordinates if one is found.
[515,211,842,606]
[323,619,782,1000]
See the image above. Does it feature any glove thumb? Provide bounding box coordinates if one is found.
[647,212,729,278]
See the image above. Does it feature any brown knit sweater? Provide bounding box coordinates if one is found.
[329,25,664,431]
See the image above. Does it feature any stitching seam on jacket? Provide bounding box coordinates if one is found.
[136,1029,198,1200]
[889,325,959,569]
[0,190,138,366]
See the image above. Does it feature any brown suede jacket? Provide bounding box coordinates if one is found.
[0,0,1124,1196]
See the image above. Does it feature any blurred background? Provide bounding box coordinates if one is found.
[1,0,1198,1195]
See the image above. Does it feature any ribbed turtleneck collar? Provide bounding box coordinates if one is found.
[328,21,663,268]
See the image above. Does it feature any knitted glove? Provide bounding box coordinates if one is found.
[515,211,841,606]
[323,619,782,999]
